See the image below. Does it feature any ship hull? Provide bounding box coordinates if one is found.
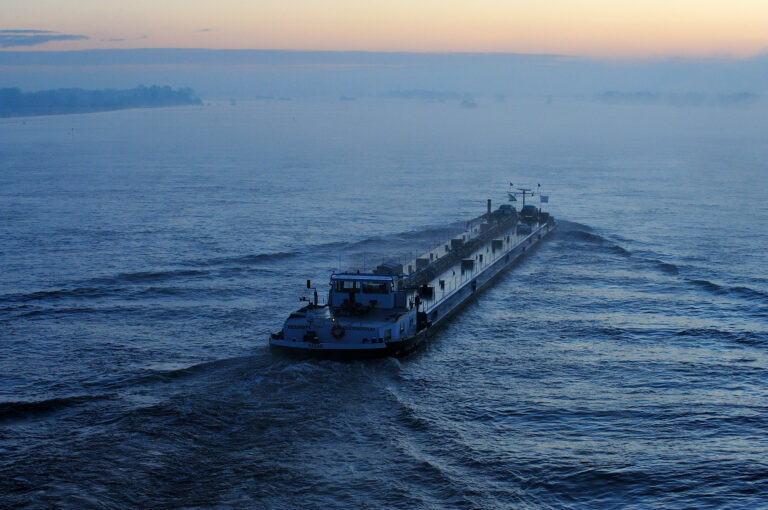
[269,329,428,360]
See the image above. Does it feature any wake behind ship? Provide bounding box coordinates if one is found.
[269,191,555,359]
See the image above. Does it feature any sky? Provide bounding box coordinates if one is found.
[2,0,768,58]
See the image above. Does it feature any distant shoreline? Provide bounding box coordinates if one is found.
[0,103,202,119]
[0,85,202,118]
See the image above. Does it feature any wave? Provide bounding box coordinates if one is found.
[201,251,299,267]
[674,328,768,346]
[134,286,187,298]
[92,268,208,284]
[556,219,593,232]
[730,286,768,302]
[627,256,680,275]
[198,223,465,267]
[2,283,237,306]
[295,222,467,261]
[0,266,272,305]
[194,225,462,269]
[0,267,212,304]
[558,224,689,277]
[0,286,123,304]
[557,229,632,257]
[129,355,266,386]
[609,245,632,257]
[559,230,605,243]
[396,221,467,241]
[0,395,107,423]
[652,260,679,275]
[690,279,723,293]
[687,279,768,303]
[17,307,101,318]
[2,221,470,306]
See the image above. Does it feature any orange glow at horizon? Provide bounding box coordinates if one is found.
[2,0,768,58]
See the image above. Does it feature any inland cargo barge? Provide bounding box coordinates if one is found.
[269,190,555,359]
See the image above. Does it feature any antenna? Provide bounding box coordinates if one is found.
[509,181,543,208]
[515,187,536,207]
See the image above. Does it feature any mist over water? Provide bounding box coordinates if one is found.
[1,97,767,507]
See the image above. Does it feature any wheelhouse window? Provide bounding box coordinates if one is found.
[334,278,391,294]
[361,281,389,294]
[334,280,361,293]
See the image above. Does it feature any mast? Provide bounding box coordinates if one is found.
[510,183,541,208]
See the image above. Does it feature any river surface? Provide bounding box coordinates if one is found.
[1,98,767,508]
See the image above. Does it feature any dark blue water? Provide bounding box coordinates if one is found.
[2,99,767,507]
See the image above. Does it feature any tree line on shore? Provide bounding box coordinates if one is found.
[0,85,202,117]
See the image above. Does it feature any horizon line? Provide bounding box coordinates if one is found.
[1,47,766,64]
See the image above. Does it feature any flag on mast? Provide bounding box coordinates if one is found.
[540,195,549,203]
